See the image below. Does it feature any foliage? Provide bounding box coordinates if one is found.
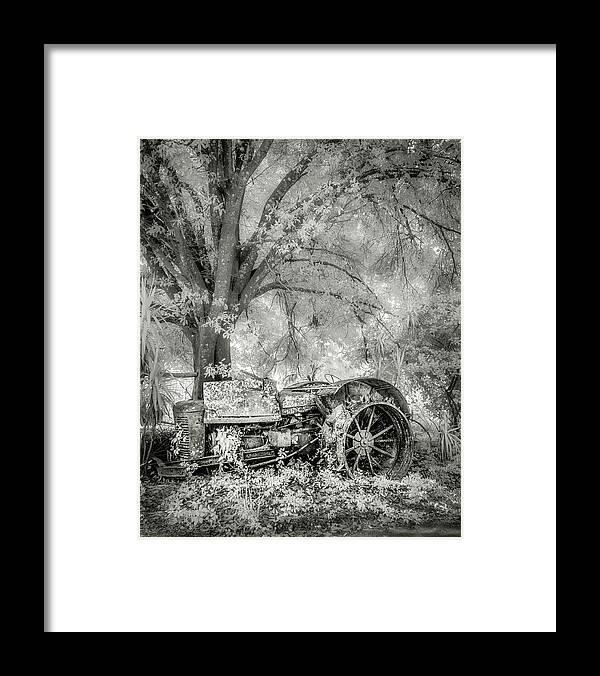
[141,462,460,536]
[437,410,461,461]
[140,139,461,399]
[140,279,175,424]
[140,278,176,471]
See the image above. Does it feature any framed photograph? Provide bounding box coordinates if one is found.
[46,44,556,631]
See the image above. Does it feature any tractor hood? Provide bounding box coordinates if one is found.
[203,379,281,424]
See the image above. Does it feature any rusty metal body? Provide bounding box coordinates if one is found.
[149,376,413,479]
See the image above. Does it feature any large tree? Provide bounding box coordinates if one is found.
[140,139,460,397]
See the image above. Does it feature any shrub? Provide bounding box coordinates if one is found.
[151,462,460,536]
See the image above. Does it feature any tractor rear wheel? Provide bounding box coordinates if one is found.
[340,402,412,478]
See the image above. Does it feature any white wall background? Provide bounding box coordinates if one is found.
[47,45,556,632]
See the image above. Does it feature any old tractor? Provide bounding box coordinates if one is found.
[150,376,414,480]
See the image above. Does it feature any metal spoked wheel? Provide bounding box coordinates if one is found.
[341,402,411,478]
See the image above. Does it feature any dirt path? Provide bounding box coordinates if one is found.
[352,526,460,537]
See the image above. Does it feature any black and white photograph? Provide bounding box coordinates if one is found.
[139,139,461,537]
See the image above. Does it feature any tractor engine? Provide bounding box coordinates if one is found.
[172,379,323,469]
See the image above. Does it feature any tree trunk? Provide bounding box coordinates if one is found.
[190,326,233,399]
[215,333,232,366]
[191,326,217,399]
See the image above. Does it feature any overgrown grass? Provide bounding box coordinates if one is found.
[140,460,461,537]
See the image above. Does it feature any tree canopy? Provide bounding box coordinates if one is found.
[140,138,460,417]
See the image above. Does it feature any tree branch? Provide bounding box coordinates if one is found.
[237,147,317,293]
[283,258,377,297]
[400,205,461,235]
[239,139,273,185]
[252,283,389,315]
[162,164,214,283]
